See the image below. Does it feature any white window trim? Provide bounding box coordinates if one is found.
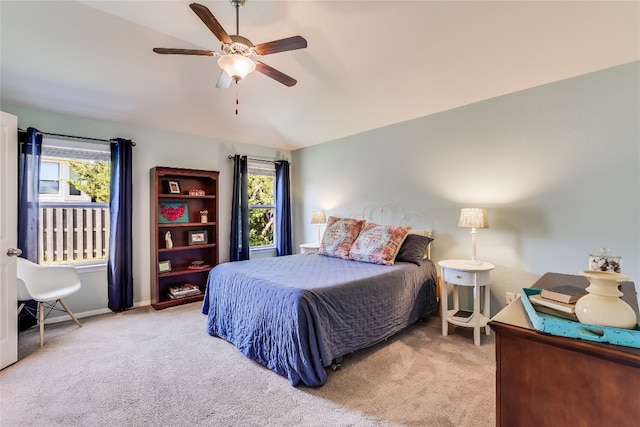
[74,260,108,273]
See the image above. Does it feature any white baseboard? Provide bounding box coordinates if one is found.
[40,299,152,325]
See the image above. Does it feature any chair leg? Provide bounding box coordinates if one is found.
[58,299,82,328]
[39,301,45,347]
[17,302,25,315]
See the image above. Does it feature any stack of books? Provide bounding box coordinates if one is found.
[168,283,202,299]
[528,285,588,321]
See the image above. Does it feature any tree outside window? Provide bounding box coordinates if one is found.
[66,160,110,202]
[248,164,275,248]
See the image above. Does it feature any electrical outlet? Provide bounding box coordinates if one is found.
[505,291,519,305]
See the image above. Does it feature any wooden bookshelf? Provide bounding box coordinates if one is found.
[150,166,219,310]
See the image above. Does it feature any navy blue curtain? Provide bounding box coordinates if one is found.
[230,155,249,261]
[107,138,134,312]
[275,160,292,256]
[17,128,41,330]
[17,128,41,262]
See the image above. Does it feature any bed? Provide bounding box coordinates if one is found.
[202,207,438,387]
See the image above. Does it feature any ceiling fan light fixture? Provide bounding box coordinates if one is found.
[218,54,255,81]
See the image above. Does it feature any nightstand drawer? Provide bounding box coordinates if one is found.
[443,268,491,286]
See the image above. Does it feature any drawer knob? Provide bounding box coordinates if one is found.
[456,275,462,279]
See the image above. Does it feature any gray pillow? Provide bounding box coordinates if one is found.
[395,234,433,265]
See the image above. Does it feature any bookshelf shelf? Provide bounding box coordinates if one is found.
[158,222,218,228]
[158,244,217,252]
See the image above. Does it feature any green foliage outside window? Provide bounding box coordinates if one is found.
[67,160,111,203]
[248,174,275,247]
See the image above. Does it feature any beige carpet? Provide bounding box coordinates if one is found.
[0,302,496,427]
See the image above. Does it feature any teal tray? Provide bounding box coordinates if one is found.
[520,288,640,349]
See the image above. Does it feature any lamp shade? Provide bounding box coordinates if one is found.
[217,54,256,81]
[310,211,327,225]
[458,208,489,229]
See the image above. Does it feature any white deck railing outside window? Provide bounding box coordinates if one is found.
[39,203,109,264]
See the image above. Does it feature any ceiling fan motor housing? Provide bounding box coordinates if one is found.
[223,35,256,56]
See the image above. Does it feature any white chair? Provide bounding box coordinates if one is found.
[16,257,82,347]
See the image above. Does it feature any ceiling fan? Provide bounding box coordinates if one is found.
[153,1,307,88]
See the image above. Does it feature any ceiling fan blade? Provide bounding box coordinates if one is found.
[189,3,232,44]
[216,71,233,89]
[153,48,215,56]
[255,61,297,87]
[254,36,308,56]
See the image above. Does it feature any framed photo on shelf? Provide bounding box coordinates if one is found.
[158,260,172,273]
[188,230,208,245]
[158,202,189,223]
[165,180,181,194]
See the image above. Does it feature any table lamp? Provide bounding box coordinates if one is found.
[310,211,327,243]
[458,208,489,264]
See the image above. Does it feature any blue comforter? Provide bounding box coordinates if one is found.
[202,254,438,387]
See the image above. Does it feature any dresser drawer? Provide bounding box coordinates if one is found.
[443,268,491,286]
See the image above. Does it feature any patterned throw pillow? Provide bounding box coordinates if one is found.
[348,222,411,265]
[318,216,365,259]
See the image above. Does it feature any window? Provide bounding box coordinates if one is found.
[38,138,111,265]
[68,169,81,196]
[248,161,275,248]
[39,161,60,195]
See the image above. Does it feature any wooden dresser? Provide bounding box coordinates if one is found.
[489,272,640,427]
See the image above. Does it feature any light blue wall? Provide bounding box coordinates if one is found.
[292,62,640,314]
[5,61,639,318]
[3,104,291,316]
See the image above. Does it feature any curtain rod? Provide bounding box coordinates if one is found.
[227,155,286,164]
[18,128,136,146]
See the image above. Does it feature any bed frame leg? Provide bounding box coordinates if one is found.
[331,356,343,371]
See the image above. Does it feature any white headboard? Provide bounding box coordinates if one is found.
[350,204,435,259]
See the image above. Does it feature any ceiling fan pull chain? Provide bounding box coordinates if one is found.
[235,80,239,115]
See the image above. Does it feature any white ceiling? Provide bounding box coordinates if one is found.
[1,1,638,150]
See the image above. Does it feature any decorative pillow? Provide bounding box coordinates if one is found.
[395,234,434,265]
[318,216,365,259]
[348,222,411,265]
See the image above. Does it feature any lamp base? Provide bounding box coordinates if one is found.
[465,259,484,266]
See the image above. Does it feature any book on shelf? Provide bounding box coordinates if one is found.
[169,283,202,298]
[528,293,576,314]
[451,310,473,323]
[532,303,579,322]
[540,285,588,303]
[168,291,201,300]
